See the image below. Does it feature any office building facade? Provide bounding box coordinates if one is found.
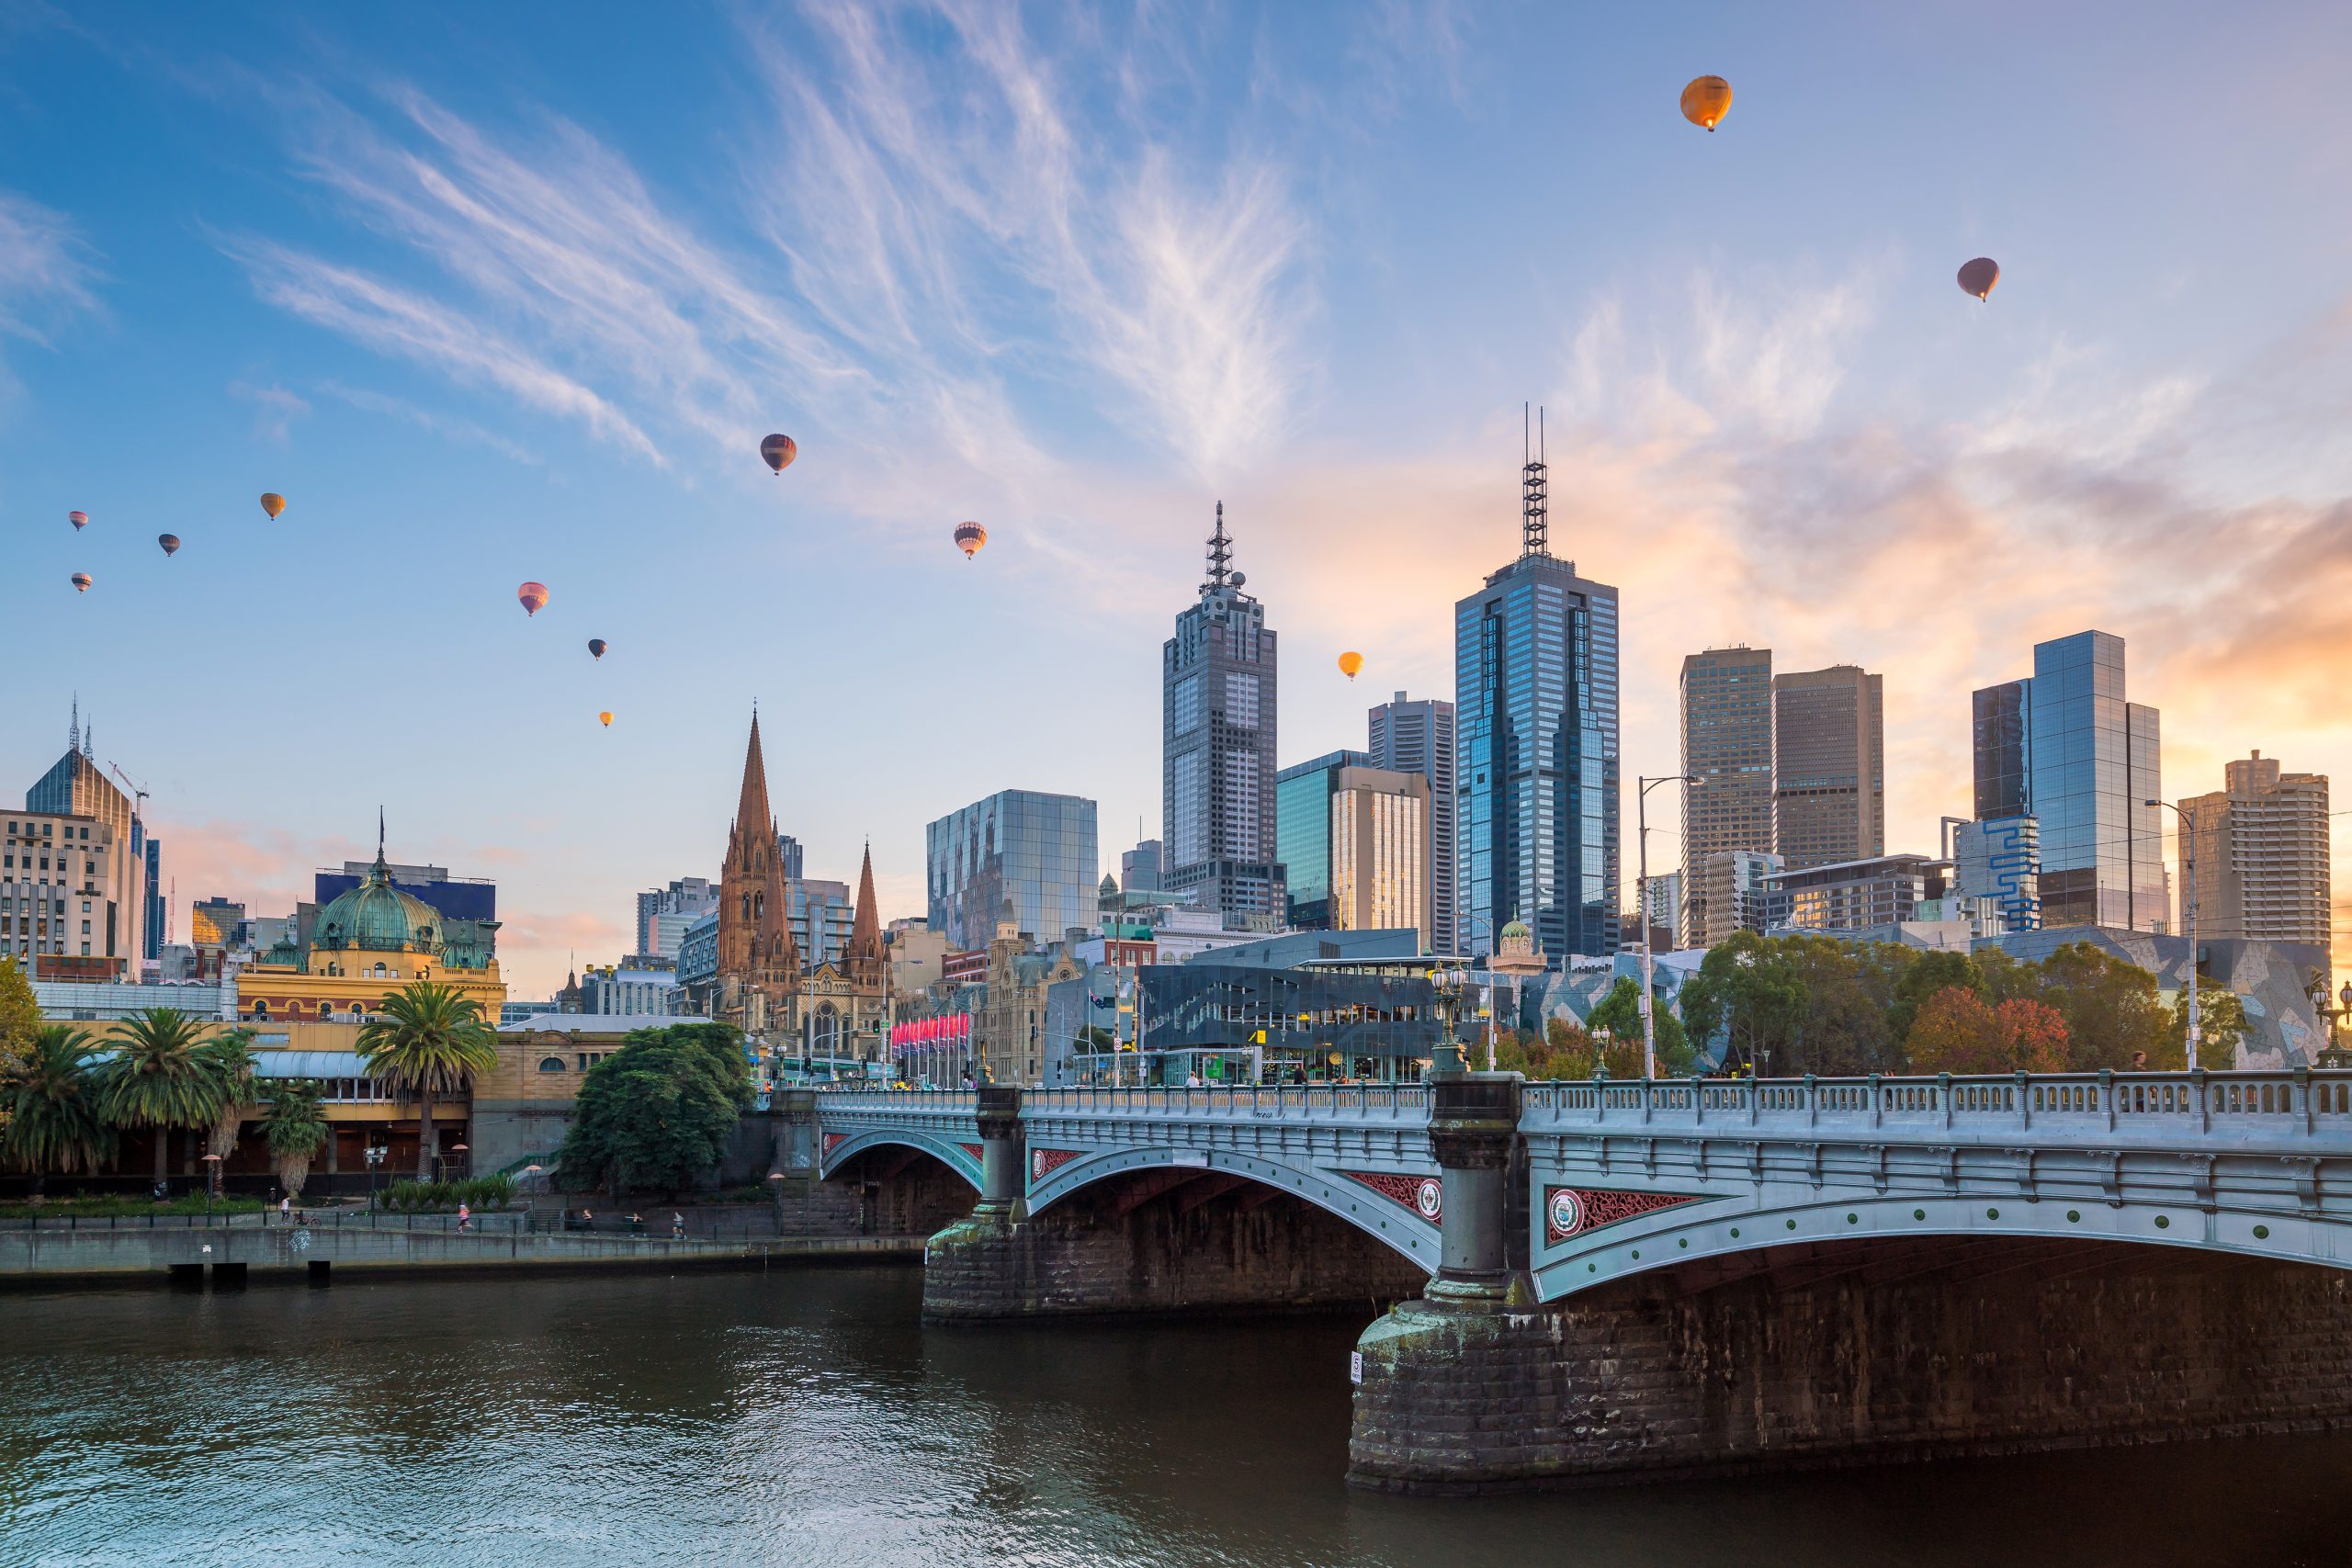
[2177,751,2330,949]
[636,876,718,960]
[1679,647,1774,946]
[1456,446,1620,963]
[1772,664,1884,871]
[25,723,146,968]
[1276,750,1432,947]
[927,789,1099,950]
[1163,503,1283,927]
[1121,839,1164,896]
[1768,853,1937,933]
[1692,849,1782,944]
[1368,691,1458,953]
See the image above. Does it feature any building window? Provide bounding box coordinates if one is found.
[538,1056,566,1073]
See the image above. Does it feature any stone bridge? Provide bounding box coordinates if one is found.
[806,1069,2352,1490]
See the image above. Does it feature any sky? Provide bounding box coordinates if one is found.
[3,1,2350,998]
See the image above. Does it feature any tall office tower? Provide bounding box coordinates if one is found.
[2177,751,2330,948]
[1277,750,1433,947]
[25,705,146,967]
[926,789,1099,950]
[1456,414,1620,963]
[1643,871,1682,950]
[1120,840,1164,895]
[1368,691,1458,953]
[1973,630,2164,931]
[1772,664,1885,870]
[1679,647,1774,946]
[1163,503,1283,928]
[139,825,164,962]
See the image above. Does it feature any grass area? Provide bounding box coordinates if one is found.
[0,1193,267,1218]
[375,1175,516,1213]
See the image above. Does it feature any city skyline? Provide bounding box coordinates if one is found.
[5,4,2351,992]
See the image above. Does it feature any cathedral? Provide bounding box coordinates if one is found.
[715,712,890,1063]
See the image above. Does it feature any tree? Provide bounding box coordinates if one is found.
[2039,943,2168,1070]
[1677,931,1807,1074]
[199,1029,259,1190]
[357,980,499,1181]
[557,1025,750,1195]
[1781,936,1900,1077]
[262,1080,331,1201]
[1905,987,2071,1075]
[0,1025,116,1193]
[0,958,40,1128]
[98,1009,227,1190]
[2165,987,2250,1070]
[1887,949,1983,1048]
[1585,978,1694,1076]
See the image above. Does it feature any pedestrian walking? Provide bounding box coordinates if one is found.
[671,1211,685,1240]
[458,1201,472,1234]
[279,1196,291,1224]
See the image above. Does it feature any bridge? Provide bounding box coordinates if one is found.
[802,1069,2352,1490]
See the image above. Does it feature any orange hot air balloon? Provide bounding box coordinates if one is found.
[954,521,987,559]
[71,573,92,593]
[260,492,287,520]
[598,711,613,728]
[517,581,549,616]
[1957,257,2001,301]
[760,434,797,474]
[1338,650,1364,681]
[68,511,88,531]
[158,534,181,557]
[588,638,607,660]
[1680,74,1733,131]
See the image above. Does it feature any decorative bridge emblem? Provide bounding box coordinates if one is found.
[1346,1171,1442,1224]
[822,1133,850,1156]
[1545,1186,1703,1244]
[1032,1147,1080,1182]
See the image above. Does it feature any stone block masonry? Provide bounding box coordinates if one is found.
[924,1179,1428,1321]
[1349,1236,2352,1492]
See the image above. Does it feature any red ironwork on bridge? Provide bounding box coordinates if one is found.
[1544,1186,1699,1243]
[1348,1170,1443,1223]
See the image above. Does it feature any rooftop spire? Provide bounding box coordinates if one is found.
[1204,501,1232,593]
[847,839,885,974]
[69,695,78,756]
[734,709,774,840]
[1521,403,1549,558]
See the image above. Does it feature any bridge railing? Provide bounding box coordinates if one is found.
[1521,1069,2352,1143]
[815,1089,978,1112]
[1024,1085,1430,1120]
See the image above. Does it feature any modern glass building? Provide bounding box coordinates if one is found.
[1971,631,2162,931]
[1679,646,1774,945]
[926,789,1099,950]
[1136,961,1444,1082]
[1771,663,1884,872]
[1954,814,2041,931]
[1276,750,1431,947]
[1368,692,1458,953]
[1455,452,1620,964]
[1162,503,1283,926]
[1274,750,1369,929]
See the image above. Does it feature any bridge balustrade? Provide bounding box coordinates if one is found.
[1023,1085,1429,1120]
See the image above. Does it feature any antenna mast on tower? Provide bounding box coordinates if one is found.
[1521,404,1549,558]
[1204,501,1232,592]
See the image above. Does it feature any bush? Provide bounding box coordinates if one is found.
[377,1175,515,1212]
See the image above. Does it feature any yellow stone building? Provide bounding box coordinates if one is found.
[235,843,505,1025]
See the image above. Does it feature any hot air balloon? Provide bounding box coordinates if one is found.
[598,711,613,728]
[1680,74,1732,131]
[760,434,797,474]
[157,534,180,557]
[1957,257,2001,301]
[954,521,987,559]
[68,511,87,531]
[260,492,287,520]
[588,638,607,660]
[517,581,549,616]
[70,573,91,593]
[1338,650,1364,681]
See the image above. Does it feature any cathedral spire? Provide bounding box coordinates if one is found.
[734,709,774,844]
[846,840,885,979]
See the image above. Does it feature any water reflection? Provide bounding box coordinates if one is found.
[3,1268,2348,1567]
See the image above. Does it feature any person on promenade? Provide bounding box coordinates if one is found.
[279,1196,291,1224]
[458,1201,471,1233]
[671,1211,685,1240]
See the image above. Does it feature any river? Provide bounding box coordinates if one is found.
[3,1267,2347,1566]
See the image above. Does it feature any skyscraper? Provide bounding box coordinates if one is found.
[2177,751,2330,948]
[927,789,1099,949]
[1772,663,1885,871]
[26,709,146,967]
[1455,418,1620,963]
[1971,630,2164,931]
[1120,840,1164,896]
[1276,750,1433,946]
[1163,503,1283,927]
[1368,691,1457,953]
[1679,647,1773,946]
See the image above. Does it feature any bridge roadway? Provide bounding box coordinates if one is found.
[814,1069,2352,1298]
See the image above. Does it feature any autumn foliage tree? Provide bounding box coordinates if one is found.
[1903,987,2071,1075]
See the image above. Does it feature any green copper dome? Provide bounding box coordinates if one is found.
[1499,919,1533,942]
[312,854,442,953]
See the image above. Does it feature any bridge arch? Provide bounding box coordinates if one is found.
[1026,1145,1440,1271]
[819,1127,983,1192]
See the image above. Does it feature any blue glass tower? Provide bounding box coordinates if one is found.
[1453,428,1620,963]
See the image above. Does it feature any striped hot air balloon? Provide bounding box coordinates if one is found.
[517,581,549,616]
[158,534,181,557]
[954,521,987,559]
[68,511,88,531]
[71,573,92,593]
[761,434,797,474]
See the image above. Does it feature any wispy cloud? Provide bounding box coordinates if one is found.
[230,378,311,443]
[0,188,99,389]
[316,379,542,467]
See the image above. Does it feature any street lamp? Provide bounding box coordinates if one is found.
[2148,797,2199,1070]
[200,1152,222,1216]
[1637,774,1701,1080]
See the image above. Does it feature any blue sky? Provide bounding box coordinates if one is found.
[5,1,2350,993]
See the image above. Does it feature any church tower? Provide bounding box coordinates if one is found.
[844,841,886,987]
[717,710,797,1026]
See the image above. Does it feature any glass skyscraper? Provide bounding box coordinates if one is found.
[1453,447,1620,963]
[926,789,1099,950]
[1367,692,1457,953]
[1274,750,1368,930]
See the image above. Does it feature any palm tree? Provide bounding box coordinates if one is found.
[357,980,497,1181]
[198,1029,259,1193]
[0,1025,116,1194]
[261,1079,330,1201]
[97,1008,226,1191]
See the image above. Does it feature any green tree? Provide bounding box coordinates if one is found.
[0,1025,116,1193]
[2165,987,2250,1070]
[262,1080,331,1201]
[0,957,40,1129]
[198,1028,259,1189]
[356,981,499,1181]
[97,1008,227,1190]
[2039,942,2169,1070]
[1677,931,1807,1074]
[1585,978,1694,1076]
[1781,936,1900,1076]
[1886,949,1983,1048]
[557,1024,750,1195]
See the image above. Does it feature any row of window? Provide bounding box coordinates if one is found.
[4,822,93,840]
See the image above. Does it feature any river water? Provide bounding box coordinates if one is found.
[3,1267,2348,1567]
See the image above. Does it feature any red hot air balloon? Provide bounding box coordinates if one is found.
[517,581,549,616]
[158,535,181,557]
[761,434,797,474]
[588,638,607,660]
[954,521,987,559]
[71,573,92,593]
[68,511,88,531]
[1957,257,2001,301]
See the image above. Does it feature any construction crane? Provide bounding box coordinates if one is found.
[108,761,150,819]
